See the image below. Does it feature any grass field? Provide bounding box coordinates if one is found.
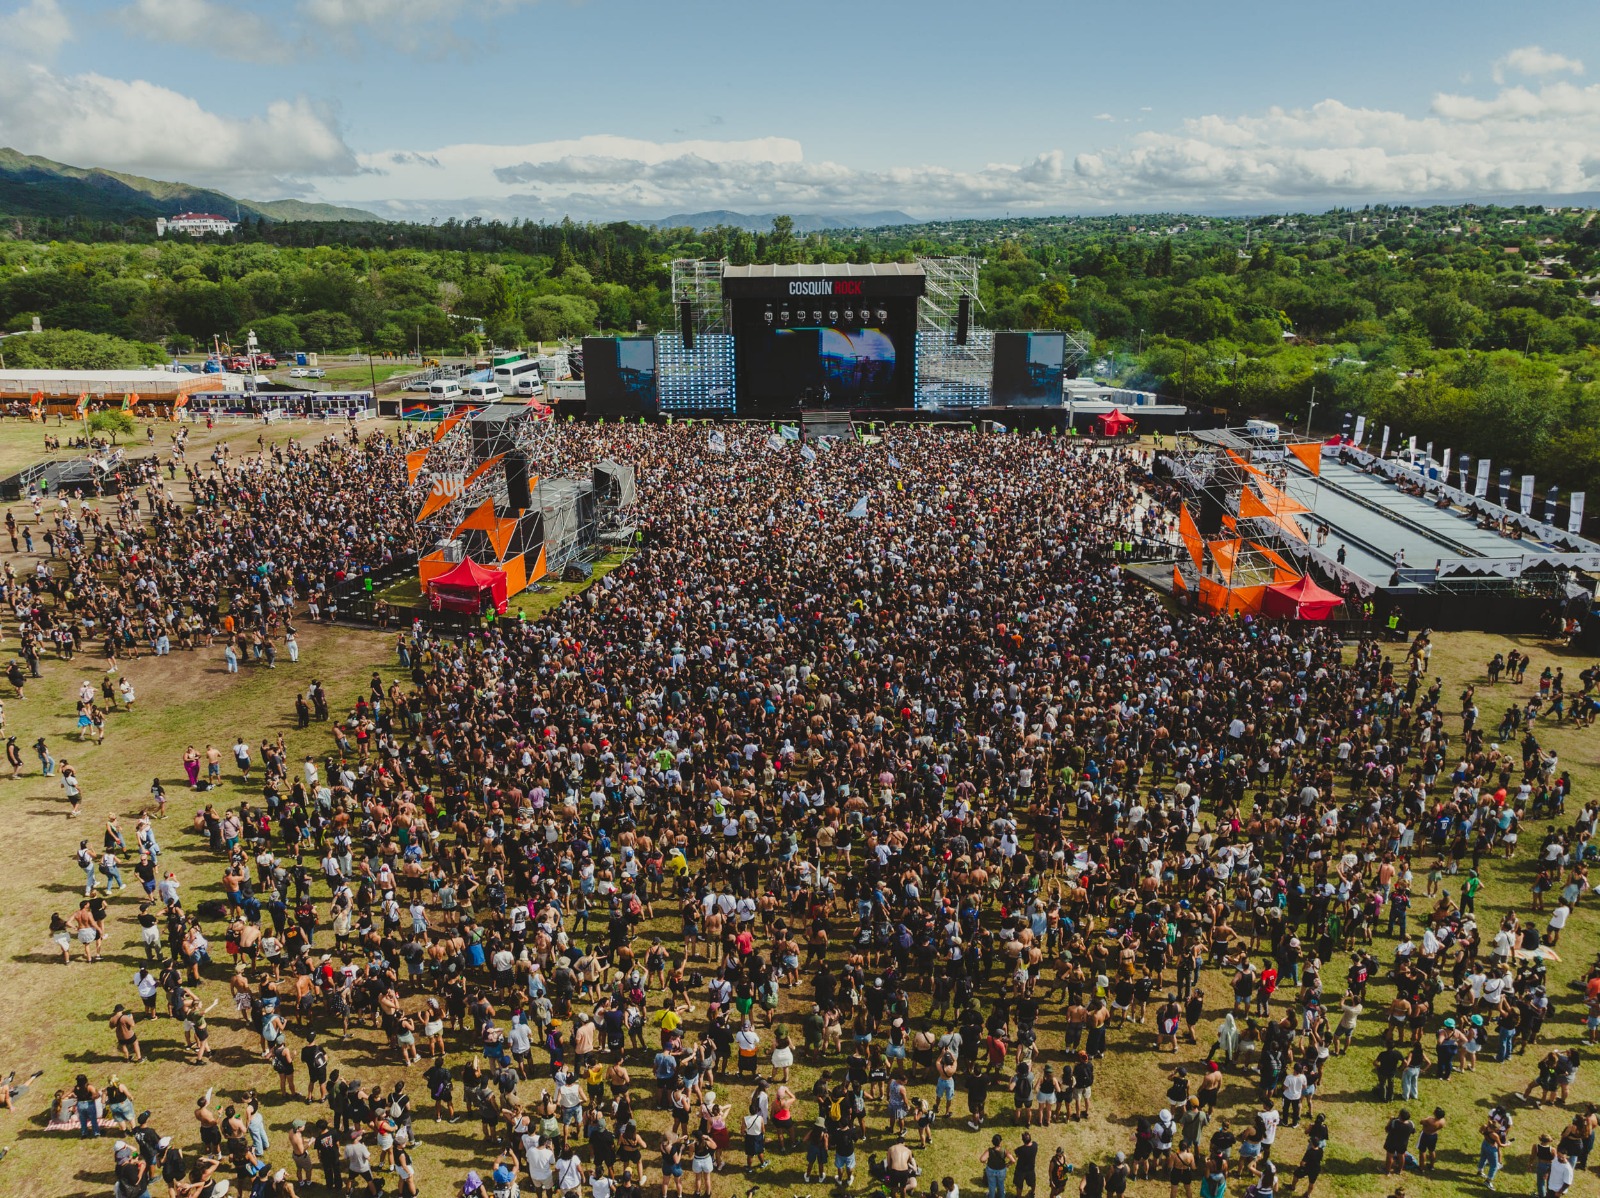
[0,422,1591,1198]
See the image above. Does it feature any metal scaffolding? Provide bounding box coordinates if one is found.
[915,256,981,331]
[670,258,729,337]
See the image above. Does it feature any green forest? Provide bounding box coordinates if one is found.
[3,203,1599,487]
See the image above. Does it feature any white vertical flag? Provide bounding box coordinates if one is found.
[1520,474,1536,516]
[1474,459,1490,498]
[1569,492,1587,536]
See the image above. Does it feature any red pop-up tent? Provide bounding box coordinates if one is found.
[1262,574,1343,621]
[427,557,508,615]
[1097,408,1136,436]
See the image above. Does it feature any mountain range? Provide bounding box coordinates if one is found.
[0,148,381,224]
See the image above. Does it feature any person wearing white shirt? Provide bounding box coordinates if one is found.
[1256,1100,1280,1149]
[1548,1150,1575,1195]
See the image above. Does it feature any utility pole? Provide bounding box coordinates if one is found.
[1304,386,1317,436]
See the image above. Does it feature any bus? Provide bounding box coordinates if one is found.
[493,358,544,397]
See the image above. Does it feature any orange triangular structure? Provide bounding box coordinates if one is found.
[1288,441,1322,476]
[1172,565,1187,592]
[464,453,505,489]
[1225,448,1265,477]
[486,516,519,560]
[1179,504,1204,570]
[1248,541,1301,584]
[452,499,498,538]
[406,448,430,484]
[1221,513,1237,532]
[1254,475,1308,515]
[433,409,468,443]
[417,478,462,521]
[1209,538,1240,582]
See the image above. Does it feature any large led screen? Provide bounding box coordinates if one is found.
[992,332,1066,407]
[733,299,917,413]
[583,336,657,416]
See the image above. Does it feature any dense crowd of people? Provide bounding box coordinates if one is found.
[12,419,1600,1198]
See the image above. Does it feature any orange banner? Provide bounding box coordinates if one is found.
[1209,538,1240,582]
[406,448,431,484]
[1288,441,1323,476]
[1172,565,1187,592]
[1179,503,1204,570]
[463,453,505,489]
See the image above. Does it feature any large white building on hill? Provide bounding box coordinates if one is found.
[156,213,239,237]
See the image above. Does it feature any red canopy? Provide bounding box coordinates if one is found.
[428,556,508,615]
[1262,574,1343,621]
[1097,408,1136,436]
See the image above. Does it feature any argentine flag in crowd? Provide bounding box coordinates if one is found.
[844,495,869,519]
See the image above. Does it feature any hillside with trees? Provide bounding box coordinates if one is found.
[3,203,1598,486]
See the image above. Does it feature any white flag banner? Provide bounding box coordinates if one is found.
[766,434,784,451]
[888,455,902,469]
[1569,492,1586,536]
[1474,459,1490,498]
[1441,448,1451,479]
[800,444,817,463]
[1380,426,1391,457]
[780,425,800,441]
[1352,415,1366,445]
[707,431,726,454]
[844,495,869,519]
[1520,474,1536,516]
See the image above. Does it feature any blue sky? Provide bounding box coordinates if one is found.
[2,0,1598,220]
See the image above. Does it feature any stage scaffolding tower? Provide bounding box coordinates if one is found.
[660,259,735,411]
[670,259,729,338]
[915,256,991,407]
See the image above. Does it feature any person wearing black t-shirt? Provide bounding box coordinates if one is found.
[1012,1131,1038,1198]
[966,1070,991,1129]
[301,1030,329,1102]
[1382,1109,1414,1176]
[832,1123,858,1187]
[1291,1113,1328,1195]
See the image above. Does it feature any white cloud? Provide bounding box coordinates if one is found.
[0,64,360,195]
[1493,45,1584,84]
[298,0,543,45]
[0,0,71,57]
[1093,112,1115,122]
[118,0,291,62]
[325,73,1600,218]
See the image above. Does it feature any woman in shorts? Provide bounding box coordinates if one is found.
[690,1130,716,1195]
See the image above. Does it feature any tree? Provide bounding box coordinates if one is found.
[88,409,136,443]
[3,329,163,369]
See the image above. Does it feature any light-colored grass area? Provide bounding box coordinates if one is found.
[0,451,1591,1197]
[0,412,398,482]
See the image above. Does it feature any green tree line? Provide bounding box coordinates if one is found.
[2,203,1598,486]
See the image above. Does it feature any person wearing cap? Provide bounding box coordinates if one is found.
[344,1129,376,1196]
[113,1140,150,1198]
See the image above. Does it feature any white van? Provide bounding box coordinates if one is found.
[463,382,504,402]
[427,379,464,401]
[493,358,543,397]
